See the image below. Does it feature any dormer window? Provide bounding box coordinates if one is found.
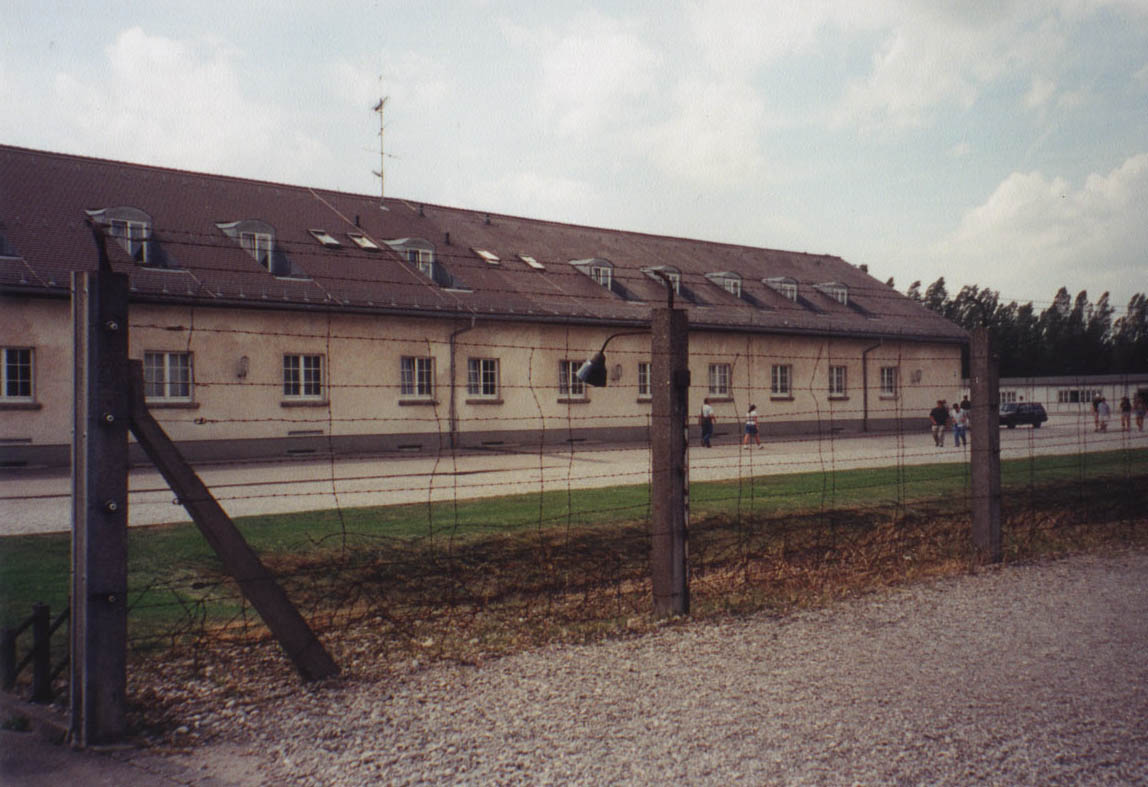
[765,276,799,302]
[408,248,434,278]
[217,220,303,277]
[109,219,149,262]
[241,231,273,267]
[474,249,500,265]
[309,229,341,248]
[571,258,615,290]
[86,207,171,266]
[816,282,849,305]
[706,271,742,298]
[387,237,463,288]
[642,266,681,294]
[347,232,380,251]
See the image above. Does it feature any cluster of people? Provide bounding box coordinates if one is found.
[1101,394,1148,432]
[929,398,972,448]
[694,399,765,449]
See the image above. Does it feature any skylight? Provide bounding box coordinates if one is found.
[519,254,545,270]
[474,249,500,265]
[309,229,341,248]
[347,232,380,251]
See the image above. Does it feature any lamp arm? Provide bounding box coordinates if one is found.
[598,330,649,353]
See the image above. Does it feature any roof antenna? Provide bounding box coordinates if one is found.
[372,93,388,207]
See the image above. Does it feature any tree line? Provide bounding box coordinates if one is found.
[895,278,1148,378]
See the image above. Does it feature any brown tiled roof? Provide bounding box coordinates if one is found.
[0,145,966,343]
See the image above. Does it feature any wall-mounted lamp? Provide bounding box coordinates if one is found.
[576,331,647,387]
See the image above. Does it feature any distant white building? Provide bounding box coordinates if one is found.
[961,374,1148,416]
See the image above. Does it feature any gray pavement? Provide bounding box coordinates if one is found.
[2,419,1145,535]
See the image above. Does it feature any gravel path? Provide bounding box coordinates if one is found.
[155,548,1148,785]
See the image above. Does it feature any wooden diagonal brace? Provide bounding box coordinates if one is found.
[126,361,339,681]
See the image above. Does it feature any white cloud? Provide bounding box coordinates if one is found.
[533,12,661,140]
[830,4,1075,130]
[1024,76,1057,110]
[644,77,767,187]
[468,171,598,221]
[931,153,1148,306]
[36,27,334,183]
[684,0,863,72]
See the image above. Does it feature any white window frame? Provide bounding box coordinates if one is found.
[467,357,500,398]
[347,232,380,251]
[708,363,731,397]
[590,265,612,289]
[771,364,793,396]
[401,356,435,398]
[1001,390,1018,404]
[241,231,274,269]
[722,278,741,297]
[144,351,193,401]
[829,365,847,397]
[879,366,898,397]
[308,229,341,248]
[1,347,34,401]
[109,218,150,263]
[779,282,797,301]
[637,361,651,399]
[283,354,324,399]
[559,360,586,398]
[408,248,435,279]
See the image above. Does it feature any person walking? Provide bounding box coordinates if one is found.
[1097,397,1111,432]
[952,401,969,448]
[700,397,716,447]
[1119,396,1132,431]
[929,400,949,447]
[1135,394,1146,432]
[742,404,762,448]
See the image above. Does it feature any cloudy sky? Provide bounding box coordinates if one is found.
[3,1,1146,313]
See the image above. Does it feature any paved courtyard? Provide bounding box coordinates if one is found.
[2,419,1143,535]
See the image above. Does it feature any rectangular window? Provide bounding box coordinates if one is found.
[829,365,847,396]
[880,366,898,397]
[109,219,149,262]
[1,347,33,400]
[407,248,434,279]
[401,356,435,397]
[467,358,499,398]
[1000,390,1018,404]
[283,354,323,398]
[637,361,651,398]
[308,229,341,248]
[708,363,731,396]
[347,232,380,251]
[721,278,741,297]
[241,231,273,268]
[590,265,612,289]
[779,282,797,301]
[771,364,792,396]
[559,360,586,398]
[144,351,192,401]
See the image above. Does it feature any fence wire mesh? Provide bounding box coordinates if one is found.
[1,302,1146,736]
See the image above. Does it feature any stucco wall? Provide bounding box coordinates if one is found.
[1,297,964,466]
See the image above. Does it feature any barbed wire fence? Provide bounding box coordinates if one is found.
[1,249,1146,742]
